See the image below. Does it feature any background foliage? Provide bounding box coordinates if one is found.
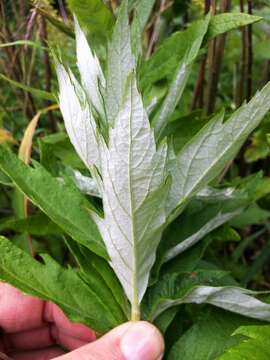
[1,0,270,358]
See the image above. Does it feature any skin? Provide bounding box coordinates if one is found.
[0,283,164,360]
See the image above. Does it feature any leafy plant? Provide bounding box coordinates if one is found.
[1,0,270,358]
[167,308,263,360]
[50,0,270,320]
[218,324,270,359]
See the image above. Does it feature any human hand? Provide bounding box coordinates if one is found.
[0,283,164,360]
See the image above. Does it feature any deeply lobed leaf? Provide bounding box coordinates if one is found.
[167,82,270,220]
[218,324,270,359]
[0,236,125,333]
[93,75,169,318]
[168,308,263,360]
[145,271,270,323]
[0,146,107,259]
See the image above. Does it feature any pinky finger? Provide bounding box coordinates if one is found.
[0,352,13,360]
[10,347,65,360]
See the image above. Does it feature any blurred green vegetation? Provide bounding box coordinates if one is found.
[1,0,270,356]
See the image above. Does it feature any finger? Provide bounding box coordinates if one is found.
[0,352,13,360]
[4,326,53,351]
[11,347,65,360]
[0,340,5,353]
[50,325,88,351]
[54,321,164,360]
[0,283,44,333]
[6,324,91,352]
[45,303,95,347]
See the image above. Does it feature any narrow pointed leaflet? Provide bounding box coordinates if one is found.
[75,17,106,118]
[105,0,135,126]
[56,64,100,170]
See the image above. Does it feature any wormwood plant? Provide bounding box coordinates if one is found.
[1,1,270,357]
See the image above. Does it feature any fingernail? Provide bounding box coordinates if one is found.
[120,322,164,360]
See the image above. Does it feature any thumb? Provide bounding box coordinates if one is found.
[56,321,164,360]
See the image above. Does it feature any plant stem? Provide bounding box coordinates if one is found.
[191,51,207,110]
[24,8,37,49]
[205,0,217,114]
[58,0,68,23]
[146,0,166,58]
[206,0,231,114]
[40,15,56,132]
[191,0,211,110]
[132,255,140,320]
[246,0,253,100]
[131,302,140,321]
[237,0,246,106]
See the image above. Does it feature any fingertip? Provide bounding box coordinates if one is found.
[52,321,164,360]
[120,321,164,360]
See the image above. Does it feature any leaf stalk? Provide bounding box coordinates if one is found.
[131,303,140,321]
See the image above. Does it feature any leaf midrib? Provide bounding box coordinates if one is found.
[128,82,139,312]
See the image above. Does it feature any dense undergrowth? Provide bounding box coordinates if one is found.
[1,1,270,359]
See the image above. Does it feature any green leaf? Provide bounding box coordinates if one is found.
[164,196,241,263]
[11,233,48,254]
[168,308,263,360]
[0,213,62,236]
[0,146,107,259]
[0,169,12,186]
[36,7,74,38]
[0,236,124,333]
[211,226,241,243]
[67,0,114,41]
[167,82,270,219]
[153,177,259,281]
[154,306,179,334]
[153,188,241,280]
[145,270,270,322]
[129,0,156,33]
[206,13,262,41]
[151,176,261,284]
[252,177,270,200]
[218,324,270,359]
[162,110,209,154]
[131,12,143,60]
[161,237,212,278]
[256,40,270,61]
[230,204,270,227]
[244,114,270,163]
[232,229,267,264]
[38,133,85,172]
[241,240,270,287]
[140,13,261,88]
[65,238,129,317]
[152,16,210,141]
[0,74,55,101]
[140,17,209,89]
